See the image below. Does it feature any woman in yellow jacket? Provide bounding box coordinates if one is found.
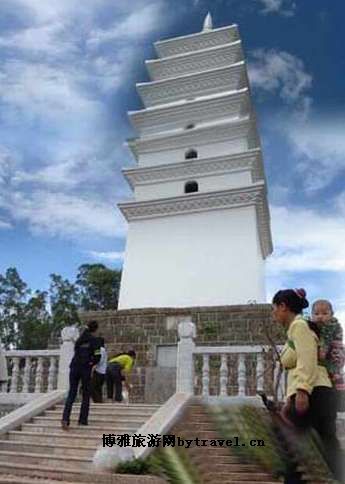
[106,350,136,402]
[272,288,343,483]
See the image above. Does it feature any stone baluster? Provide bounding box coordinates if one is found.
[202,354,210,397]
[10,357,20,393]
[34,357,44,393]
[273,361,285,400]
[48,356,58,391]
[57,325,80,391]
[273,361,279,397]
[219,354,228,396]
[278,367,286,401]
[256,352,264,393]
[238,353,246,396]
[22,357,31,393]
[176,319,196,394]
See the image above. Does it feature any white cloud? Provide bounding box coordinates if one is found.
[7,191,127,240]
[0,142,131,241]
[267,204,345,324]
[0,219,12,230]
[14,0,83,23]
[87,250,124,262]
[0,146,16,185]
[0,61,105,125]
[0,21,77,57]
[268,205,345,275]
[0,1,168,244]
[248,50,312,107]
[87,3,163,48]
[256,0,296,16]
[284,117,345,191]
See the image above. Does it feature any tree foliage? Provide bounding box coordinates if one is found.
[76,264,121,311]
[0,264,122,349]
[0,268,52,349]
[49,274,81,331]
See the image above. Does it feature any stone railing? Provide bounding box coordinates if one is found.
[176,319,285,400]
[0,325,80,403]
[3,350,60,394]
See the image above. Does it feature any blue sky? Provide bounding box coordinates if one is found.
[0,0,344,319]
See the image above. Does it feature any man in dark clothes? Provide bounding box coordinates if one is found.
[61,320,101,429]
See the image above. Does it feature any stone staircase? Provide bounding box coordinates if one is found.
[0,399,342,483]
[171,403,345,484]
[172,403,284,484]
[0,402,160,483]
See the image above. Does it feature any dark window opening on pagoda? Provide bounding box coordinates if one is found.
[185,181,199,194]
[185,149,198,160]
[185,123,195,130]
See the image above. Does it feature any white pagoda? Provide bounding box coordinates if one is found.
[118,14,273,309]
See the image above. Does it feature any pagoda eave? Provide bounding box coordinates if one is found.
[118,182,272,259]
[127,116,258,160]
[122,149,264,189]
[129,88,251,134]
[146,40,243,82]
[136,62,248,108]
[154,24,239,58]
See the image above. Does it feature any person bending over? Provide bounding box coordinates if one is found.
[106,350,136,402]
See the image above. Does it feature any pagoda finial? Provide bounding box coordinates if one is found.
[202,12,213,31]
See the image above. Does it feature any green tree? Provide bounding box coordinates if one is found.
[0,268,53,349]
[76,264,121,311]
[0,268,29,348]
[17,290,53,350]
[49,274,80,331]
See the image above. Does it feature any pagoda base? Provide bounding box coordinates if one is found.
[81,304,283,403]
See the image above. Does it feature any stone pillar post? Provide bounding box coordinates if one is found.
[57,325,80,391]
[176,319,196,394]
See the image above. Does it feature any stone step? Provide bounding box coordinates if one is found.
[0,462,112,483]
[21,423,134,435]
[181,412,212,418]
[53,403,160,410]
[0,462,126,484]
[191,455,243,464]
[8,431,102,447]
[187,447,237,456]
[203,481,281,484]
[0,475,83,484]
[0,440,95,458]
[199,463,272,473]
[44,411,148,422]
[0,450,93,472]
[0,472,165,484]
[52,406,158,417]
[32,416,143,427]
[174,423,217,431]
[171,430,220,440]
[202,472,279,481]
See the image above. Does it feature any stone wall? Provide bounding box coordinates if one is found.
[81,304,284,403]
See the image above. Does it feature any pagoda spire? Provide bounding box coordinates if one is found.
[202,12,213,31]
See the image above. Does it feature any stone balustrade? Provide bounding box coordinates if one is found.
[2,350,60,394]
[177,319,286,400]
[0,325,80,402]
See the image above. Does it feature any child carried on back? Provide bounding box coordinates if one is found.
[311,299,345,410]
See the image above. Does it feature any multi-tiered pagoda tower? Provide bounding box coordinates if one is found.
[118,14,273,309]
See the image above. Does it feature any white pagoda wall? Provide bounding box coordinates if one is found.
[138,138,250,167]
[134,170,252,201]
[118,206,265,309]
